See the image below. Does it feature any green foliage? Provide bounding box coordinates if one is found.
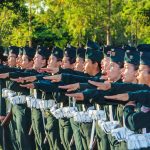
[0,0,149,48]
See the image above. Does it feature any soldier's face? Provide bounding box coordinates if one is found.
[101,57,111,75]
[107,61,121,82]
[47,55,59,68]
[61,56,72,69]
[21,55,33,69]
[136,65,150,85]
[84,59,98,75]
[74,57,84,72]
[122,63,137,83]
[33,53,45,69]
[8,53,17,67]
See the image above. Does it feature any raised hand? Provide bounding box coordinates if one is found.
[23,76,37,82]
[104,93,129,101]
[59,83,79,92]
[20,83,35,89]
[39,67,59,74]
[65,93,84,101]
[10,77,25,83]
[0,73,9,79]
[88,80,111,90]
[43,74,61,82]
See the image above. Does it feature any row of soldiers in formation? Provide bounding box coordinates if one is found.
[0,41,150,150]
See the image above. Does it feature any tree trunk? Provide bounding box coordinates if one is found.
[106,0,111,45]
[28,0,32,47]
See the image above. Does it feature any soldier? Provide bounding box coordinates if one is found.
[29,46,51,150]
[77,41,103,150]
[69,46,86,150]
[43,46,64,150]
[2,46,20,150]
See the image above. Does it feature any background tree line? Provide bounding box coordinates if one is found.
[0,0,149,48]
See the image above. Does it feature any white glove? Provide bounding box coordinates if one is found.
[51,108,64,119]
[62,107,78,118]
[74,111,92,123]
[39,100,55,109]
[7,90,16,99]
[88,110,106,121]
[127,133,150,150]
[111,127,134,142]
[2,88,10,98]
[99,121,120,134]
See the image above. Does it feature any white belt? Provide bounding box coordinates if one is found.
[26,97,40,109]
[73,111,93,123]
[98,120,120,134]
[26,96,56,109]
[39,100,56,110]
[127,133,150,150]
[62,107,78,118]
[51,107,78,119]
[88,110,106,121]
[9,95,26,105]
[32,99,40,109]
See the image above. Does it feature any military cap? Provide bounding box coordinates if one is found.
[76,47,86,59]
[103,45,112,57]
[52,46,63,60]
[23,47,36,59]
[137,44,150,65]
[124,46,140,65]
[86,40,100,51]
[85,50,103,63]
[110,47,125,63]
[64,44,76,60]
[36,46,51,60]
[8,46,19,56]
[85,40,103,63]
